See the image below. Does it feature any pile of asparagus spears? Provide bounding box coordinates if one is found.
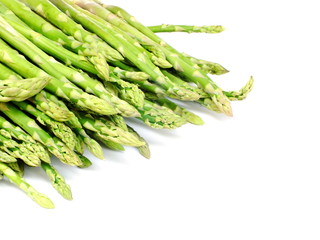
[0,0,253,208]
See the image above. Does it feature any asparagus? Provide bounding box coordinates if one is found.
[181,53,229,75]
[0,161,55,208]
[89,131,125,151]
[0,62,75,122]
[0,149,16,163]
[30,91,75,122]
[0,102,82,166]
[104,5,232,116]
[41,162,72,200]
[75,112,145,147]
[38,91,82,128]
[0,116,51,163]
[18,0,123,61]
[7,160,24,177]
[137,100,187,129]
[106,114,128,131]
[127,125,151,159]
[51,0,199,101]
[224,76,254,101]
[74,127,104,159]
[1,17,140,117]
[0,134,41,167]
[66,0,172,69]
[13,101,77,150]
[111,66,149,82]
[0,75,50,102]
[146,93,205,125]
[0,38,115,116]
[149,24,225,34]
[73,132,85,154]
[76,153,92,168]
[0,0,117,79]
[0,0,90,54]
[0,14,112,81]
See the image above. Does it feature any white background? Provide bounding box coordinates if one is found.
[2,0,320,239]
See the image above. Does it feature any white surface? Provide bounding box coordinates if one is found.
[2,0,320,239]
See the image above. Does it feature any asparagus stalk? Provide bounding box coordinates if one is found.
[111,66,149,82]
[66,0,172,69]
[137,100,187,129]
[51,0,199,102]
[0,161,55,208]
[41,162,72,200]
[29,91,75,122]
[13,101,77,150]
[74,127,104,159]
[223,76,254,101]
[146,93,204,125]
[0,39,115,116]
[0,134,41,167]
[0,18,121,114]
[148,24,225,34]
[18,0,123,61]
[0,103,82,166]
[104,5,232,116]
[0,75,50,102]
[0,0,91,55]
[73,132,84,154]
[0,62,75,122]
[89,131,125,151]
[37,91,82,128]
[75,112,145,147]
[7,160,24,177]
[127,125,151,159]
[76,153,92,168]
[0,17,140,117]
[181,53,229,75]
[0,116,51,163]
[0,149,17,163]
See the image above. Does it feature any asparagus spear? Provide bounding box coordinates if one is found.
[7,160,24,177]
[0,17,140,117]
[0,39,115,116]
[29,91,75,122]
[17,0,123,61]
[181,53,229,75]
[0,149,16,163]
[111,66,149,82]
[13,101,77,150]
[0,116,51,163]
[223,76,254,101]
[41,162,72,200]
[37,91,82,128]
[137,100,187,129]
[0,134,41,167]
[104,5,232,116]
[74,127,104,159]
[89,131,125,151]
[148,24,225,34]
[65,0,172,69]
[0,75,50,102]
[50,0,199,102]
[127,125,151,159]
[0,62,75,122]
[75,112,145,147]
[76,153,92,168]
[0,102,82,166]
[146,93,204,125]
[0,161,55,208]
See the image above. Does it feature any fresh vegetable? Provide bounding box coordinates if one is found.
[0,0,253,208]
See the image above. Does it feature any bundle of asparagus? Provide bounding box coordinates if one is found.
[0,0,253,208]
